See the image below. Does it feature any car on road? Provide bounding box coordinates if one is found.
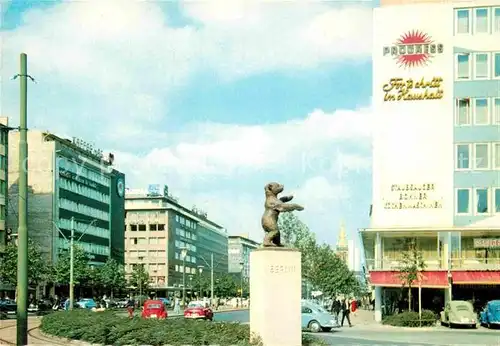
[141,300,167,319]
[440,300,477,328]
[0,299,17,317]
[184,301,213,321]
[480,300,500,328]
[301,300,337,333]
[159,297,171,308]
[77,298,97,309]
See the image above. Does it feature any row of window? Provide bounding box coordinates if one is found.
[174,252,197,263]
[58,218,109,239]
[174,265,198,274]
[59,177,110,204]
[175,227,197,241]
[128,223,166,231]
[456,52,500,81]
[175,215,196,229]
[59,198,109,221]
[175,240,197,252]
[58,157,110,186]
[57,238,110,255]
[456,187,500,215]
[456,97,500,126]
[455,142,500,170]
[455,7,500,35]
[129,237,166,245]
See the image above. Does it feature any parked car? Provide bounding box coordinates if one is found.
[301,300,337,333]
[77,298,97,309]
[440,300,477,328]
[27,298,53,315]
[116,298,129,309]
[141,300,167,319]
[184,301,213,321]
[480,300,500,328]
[0,299,17,317]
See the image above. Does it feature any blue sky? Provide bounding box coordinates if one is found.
[1,0,374,247]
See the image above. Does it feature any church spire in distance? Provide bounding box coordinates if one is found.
[337,219,348,249]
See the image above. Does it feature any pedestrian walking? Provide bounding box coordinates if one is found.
[173,296,181,314]
[126,296,135,318]
[351,297,358,316]
[331,298,341,324]
[341,298,352,327]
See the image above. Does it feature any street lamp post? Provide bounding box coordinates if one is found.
[197,266,203,297]
[68,217,97,310]
[180,247,188,306]
[239,262,244,298]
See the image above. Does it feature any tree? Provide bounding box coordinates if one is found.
[397,238,426,312]
[213,273,238,297]
[192,273,210,296]
[308,244,360,297]
[53,246,91,285]
[98,258,126,298]
[129,264,149,295]
[0,239,49,287]
[278,213,317,280]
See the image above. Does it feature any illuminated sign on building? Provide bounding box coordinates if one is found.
[383,183,443,210]
[383,77,443,102]
[383,30,443,68]
[72,137,103,158]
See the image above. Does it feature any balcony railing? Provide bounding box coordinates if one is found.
[366,257,500,271]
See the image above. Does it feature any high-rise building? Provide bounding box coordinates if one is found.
[228,235,260,281]
[361,0,500,322]
[124,186,228,291]
[8,130,125,265]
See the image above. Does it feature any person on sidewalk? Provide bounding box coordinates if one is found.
[331,298,341,324]
[341,298,352,327]
[351,297,358,317]
[173,296,181,314]
[126,296,135,318]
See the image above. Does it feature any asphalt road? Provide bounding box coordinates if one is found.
[214,310,500,346]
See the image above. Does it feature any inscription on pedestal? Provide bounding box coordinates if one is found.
[269,265,296,274]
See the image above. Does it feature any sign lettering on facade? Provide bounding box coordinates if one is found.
[383,77,443,102]
[474,238,500,249]
[269,265,296,274]
[383,30,444,68]
[384,183,443,210]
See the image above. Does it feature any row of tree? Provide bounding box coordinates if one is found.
[278,213,367,298]
[0,240,248,298]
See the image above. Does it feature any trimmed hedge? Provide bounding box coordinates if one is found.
[382,310,438,327]
[41,310,327,346]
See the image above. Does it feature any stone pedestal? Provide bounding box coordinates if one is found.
[250,248,301,346]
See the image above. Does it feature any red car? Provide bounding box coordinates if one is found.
[184,301,214,321]
[141,299,168,319]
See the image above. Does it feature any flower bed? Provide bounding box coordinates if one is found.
[382,310,438,328]
[41,310,327,345]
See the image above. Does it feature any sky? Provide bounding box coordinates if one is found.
[0,0,375,247]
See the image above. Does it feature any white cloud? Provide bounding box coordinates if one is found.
[1,0,372,144]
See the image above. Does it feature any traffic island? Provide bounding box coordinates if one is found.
[40,309,326,345]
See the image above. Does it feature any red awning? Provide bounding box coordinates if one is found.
[452,271,500,285]
[369,271,448,288]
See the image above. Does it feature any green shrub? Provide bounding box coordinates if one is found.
[41,310,325,345]
[382,310,437,327]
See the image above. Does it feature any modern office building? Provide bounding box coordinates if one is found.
[227,235,260,281]
[124,185,228,291]
[0,118,8,250]
[8,130,125,265]
[361,0,500,322]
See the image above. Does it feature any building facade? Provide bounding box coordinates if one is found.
[124,186,228,291]
[8,131,125,265]
[362,0,500,322]
[0,118,8,250]
[228,235,260,280]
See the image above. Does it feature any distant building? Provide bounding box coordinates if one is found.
[8,130,125,265]
[124,186,228,291]
[228,235,260,281]
[335,221,349,264]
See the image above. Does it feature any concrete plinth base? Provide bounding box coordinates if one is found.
[250,248,301,346]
